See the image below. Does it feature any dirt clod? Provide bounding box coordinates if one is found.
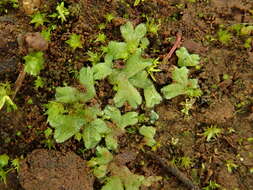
[24,32,48,52]
[18,149,94,190]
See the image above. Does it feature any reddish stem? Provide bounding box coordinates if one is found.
[163,31,182,63]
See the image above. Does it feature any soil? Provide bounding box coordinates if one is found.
[0,0,253,190]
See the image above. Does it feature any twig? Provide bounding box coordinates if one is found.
[12,66,26,99]
[162,31,182,64]
[146,152,200,190]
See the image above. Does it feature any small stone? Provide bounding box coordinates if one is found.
[24,32,48,52]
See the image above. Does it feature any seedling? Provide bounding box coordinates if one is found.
[50,2,69,23]
[226,160,238,173]
[147,58,161,81]
[24,51,44,76]
[203,180,221,190]
[66,33,83,50]
[30,12,48,28]
[0,82,17,112]
[146,17,160,35]
[134,0,145,6]
[95,33,107,43]
[180,98,196,115]
[161,66,202,99]
[34,76,45,89]
[203,125,222,142]
[217,29,232,45]
[105,13,115,23]
[179,156,193,169]
[87,50,101,64]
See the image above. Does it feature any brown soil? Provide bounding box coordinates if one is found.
[0,0,253,190]
[18,149,93,190]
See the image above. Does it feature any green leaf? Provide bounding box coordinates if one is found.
[82,119,111,149]
[79,67,96,102]
[105,134,118,150]
[120,22,135,43]
[93,165,108,178]
[104,106,138,130]
[87,147,113,167]
[139,126,156,147]
[122,49,152,78]
[176,47,200,67]
[66,33,83,50]
[0,154,9,168]
[135,23,147,39]
[107,41,128,60]
[50,115,85,143]
[55,87,86,103]
[143,85,162,108]
[161,67,202,99]
[24,51,44,76]
[161,83,185,99]
[102,176,124,190]
[113,79,142,108]
[93,62,112,80]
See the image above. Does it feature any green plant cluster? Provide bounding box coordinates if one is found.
[0,154,19,184]
[43,22,203,190]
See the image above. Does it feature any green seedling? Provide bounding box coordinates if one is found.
[50,2,69,23]
[24,51,44,76]
[139,126,156,147]
[217,29,232,45]
[176,47,200,67]
[180,98,196,115]
[179,156,193,169]
[203,180,221,190]
[87,50,101,64]
[161,66,202,99]
[34,76,45,89]
[11,159,20,172]
[30,12,48,28]
[146,17,160,35]
[244,37,252,48]
[66,33,83,50]
[0,82,17,112]
[147,58,161,81]
[105,13,115,23]
[226,160,238,173]
[203,125,222,142]
[95,33,107,43]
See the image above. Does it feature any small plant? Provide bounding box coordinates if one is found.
[87,50,101,64]
[50,2,69,23]
[105,13,115,23]
[203,180,221,190]
[179,156,193,169]
[66,33,83,50]
[0,82,17,112]
[139,126,156,147]
[203,125,222,142]
[147,58,161,81]
[217,29,232,45]
[95,33,107,43]
[134,0,145,6]
[226,160,238,173]
[92,22,162,108]
[180,98,196,115]
[161,66,202,99]
[30,12,48,28]
[24,51,44,76]
[34,76,45,89]
[146,17,160,35]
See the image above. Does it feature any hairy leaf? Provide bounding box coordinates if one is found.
[176,47,200,67]
[102,176,124,190]
[24,51,44,76]
[139,126,156,147]
[55,87,86,103]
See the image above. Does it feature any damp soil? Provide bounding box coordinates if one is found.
[0,0,253,190]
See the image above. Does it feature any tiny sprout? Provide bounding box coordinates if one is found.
[226,160,238,173]
[105,13,115,23]
[66,34,83,50]
[56,2,69,23]
[203,125,222,142]
[30,12,48,28]
[95,33,107,43]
